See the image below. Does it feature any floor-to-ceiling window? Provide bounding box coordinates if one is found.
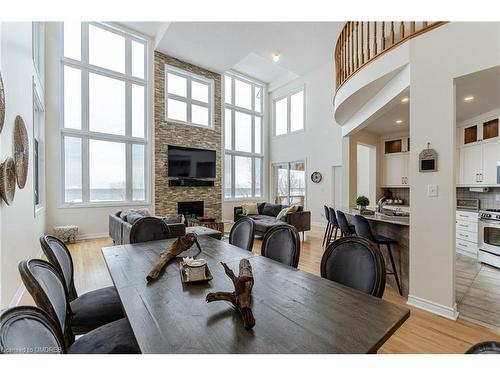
[223,73,264,199]
[273,161,306,206]
[60,22,149,205]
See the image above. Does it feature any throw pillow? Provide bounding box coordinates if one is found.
[288,205,300,214]
[262,203,284,217]
[242,203,259,216]
[276,207,291,220]
[162,214,183,224]
[126,213,144,225]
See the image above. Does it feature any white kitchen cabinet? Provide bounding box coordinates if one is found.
[381,153,409,187]
[458,140,500,186]
[456,210,479,259]
[482,141,500,185]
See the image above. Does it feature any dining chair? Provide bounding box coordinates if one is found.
[39,235,124,334]
[466,341,500,354]
[129,216,170,244]
[18,259,140,353]
[320,237,386,298]
[327,207,340,245]
[336,210,356,237]
[229,217,255,251]
[322,205,331,247]
[261,224,301,268]
[354,214,403,296]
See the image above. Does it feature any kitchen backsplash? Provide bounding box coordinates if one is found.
[381,188,410,205]
[457,187,500,210]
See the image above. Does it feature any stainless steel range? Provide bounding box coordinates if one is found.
[478,209,500,268]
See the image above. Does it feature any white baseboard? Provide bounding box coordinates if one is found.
[407,294,459,320]
[77,232,109,240]
[8,249,44,308]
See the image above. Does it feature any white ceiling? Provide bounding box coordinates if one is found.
[455,66,500,122]
[362,90,410,135]
[118,21,343,88]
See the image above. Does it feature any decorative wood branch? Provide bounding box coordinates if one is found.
[146,233,201,282]
[206,259,255,330]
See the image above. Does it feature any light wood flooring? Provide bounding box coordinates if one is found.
[20,226,500,353]
[456,253,500,329]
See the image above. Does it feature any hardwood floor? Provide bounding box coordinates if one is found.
[20,226,500,353]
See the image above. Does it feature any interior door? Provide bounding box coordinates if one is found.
[459,145,483,185]
[481,141,500,185]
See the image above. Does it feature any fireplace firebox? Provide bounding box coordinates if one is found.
[177,201,204,219]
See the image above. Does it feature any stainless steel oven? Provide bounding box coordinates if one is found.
[479,209,500,268]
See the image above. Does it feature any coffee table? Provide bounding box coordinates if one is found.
[186,225,223,240]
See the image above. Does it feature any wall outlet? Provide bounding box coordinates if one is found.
[427,184,438,197]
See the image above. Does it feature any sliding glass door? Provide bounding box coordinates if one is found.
[273,161,305,206]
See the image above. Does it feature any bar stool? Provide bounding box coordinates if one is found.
[353,215,403,295]
[322,205,332,247]
[336,210,356,237]
[327,207,340,244]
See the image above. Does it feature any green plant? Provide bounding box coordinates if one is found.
[356,195,370,208]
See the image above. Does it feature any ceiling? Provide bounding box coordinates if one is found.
[455,66,500,122]
[362,90,410,135]
[118,22,343,88]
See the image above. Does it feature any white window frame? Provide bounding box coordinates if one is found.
[272,86,305,136]
[224,72,265,201]
[164,65,214,128]
[59,22,151,207]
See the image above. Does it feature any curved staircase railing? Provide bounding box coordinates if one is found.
[335,21,446,91]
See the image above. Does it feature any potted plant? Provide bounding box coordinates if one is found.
[356,196,370,212]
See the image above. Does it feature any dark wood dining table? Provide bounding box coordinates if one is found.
[102,235,410,354]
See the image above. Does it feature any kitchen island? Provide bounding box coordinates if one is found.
[344,208,410,298]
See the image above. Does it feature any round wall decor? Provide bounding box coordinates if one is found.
[311,171,322,183]
[13,115,29,189]
[0,72,5,134]
[0,157,16,205]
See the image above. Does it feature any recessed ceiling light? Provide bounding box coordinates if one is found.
[272,53,280,62]
[401,97,409,103]
[463,96,475,102]
[395,120,403,124]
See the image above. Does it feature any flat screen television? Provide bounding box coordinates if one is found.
[167,145,216,178]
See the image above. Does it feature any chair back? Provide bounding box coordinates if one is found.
[466,341,500,354]
[0,306,64,354]
[353,215,376,242]
[328,207,339,227]
[129,217,170,244]
[320,237,386,298]
[324,206,331,223]
[40,235,78,301]
[336,210,352,235]
[18,259,74,345]
[261,224,301,268]
[229,217,255,251]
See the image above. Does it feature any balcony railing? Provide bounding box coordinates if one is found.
[335,21,446,90]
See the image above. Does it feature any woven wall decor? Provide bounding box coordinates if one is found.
[0,157,16,205]
[13,115,29,189]
[0,72,5,134]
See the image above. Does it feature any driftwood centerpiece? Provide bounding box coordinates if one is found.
[206,259,255,330]
[146,233,201,282]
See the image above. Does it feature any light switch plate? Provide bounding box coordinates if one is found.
[427,184,438,197]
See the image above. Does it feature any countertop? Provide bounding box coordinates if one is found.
[343,208,410,226]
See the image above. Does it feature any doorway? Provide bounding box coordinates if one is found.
[356,143,377,209]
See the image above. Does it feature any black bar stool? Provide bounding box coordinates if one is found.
[327,207,340,244]
[353,214,403,296]
[336,210,356,237]
[322,205,332,247]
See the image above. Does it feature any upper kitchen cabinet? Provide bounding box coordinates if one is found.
[460,115,499,145]
[381,136,410,187]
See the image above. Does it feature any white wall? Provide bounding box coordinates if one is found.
[269,62,343,226]
[44,23,154,238]
[356,143,376,207]
[408,22,500,318]
[0,22,46,308]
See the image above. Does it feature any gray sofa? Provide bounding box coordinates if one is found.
[234,202,311,237]
[109,209,186,245]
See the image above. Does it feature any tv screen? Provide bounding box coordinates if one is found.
[167,146,216,178]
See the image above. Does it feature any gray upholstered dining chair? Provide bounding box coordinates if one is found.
[229,217,255,251]
[18,259,140,353]
[320,236,386,298]
[129,216,170,244]
[39,235,124,334]
[261,224,301,268]
[466,341,500,354]
[336,210,356,237]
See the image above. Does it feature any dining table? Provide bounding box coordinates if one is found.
[102,235,410,354]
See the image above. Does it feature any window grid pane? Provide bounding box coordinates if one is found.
[64,137,82,203]
[167,72,187,97]
[192,104,209,126]
[255,158,262,197]
[89,24,126,73]
[64,66,81,130]
[224,108,232,150]
[224,154,232,198]
[132,144,145,201]
[132,84,145,138]
[234,111,252,152]
[89,140,126,202]
[89,73,126,135]
[235,156,252,198]
[131,41,145,79]
[167,98,187,122]
[290,91,304,132]
[254,116,261,154]
[64,22,81,61]
[275,97,287,135]
[191,80,209,103]
[234,79,252,110]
